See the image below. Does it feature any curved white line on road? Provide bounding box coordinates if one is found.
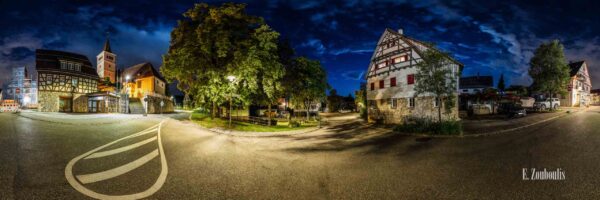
[85,137,157,159]
[65,120,169,200]
[78,149,159,184]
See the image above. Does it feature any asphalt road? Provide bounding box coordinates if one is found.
[1,107,600,199]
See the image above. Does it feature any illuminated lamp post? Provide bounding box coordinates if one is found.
[125,75,130,114]
[227,75,236,128]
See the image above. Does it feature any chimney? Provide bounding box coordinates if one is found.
[398,29,403,35]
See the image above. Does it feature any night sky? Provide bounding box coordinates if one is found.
[1,0,599,96]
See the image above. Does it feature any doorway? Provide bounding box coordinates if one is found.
[88,100,99,113]
[59,96,72,112]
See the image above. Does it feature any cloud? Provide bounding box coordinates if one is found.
[300,38,326,55]
[341,70,365,81]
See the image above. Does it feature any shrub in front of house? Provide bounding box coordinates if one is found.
[288,120,301,128]
[394,117,462,135]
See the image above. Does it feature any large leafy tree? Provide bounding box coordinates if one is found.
[414,48,458,123]
[528,40,570,109]
[286,57,329,121]
[161,3,283,118]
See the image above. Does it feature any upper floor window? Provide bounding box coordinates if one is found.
[107,55,114,61]
[379,80,384,89]
[390,77,397,87]
[60,60,82,72]
[370,82,375,91]
[433,97,440,107]
[407,74,415,85]
[393,55,408,64]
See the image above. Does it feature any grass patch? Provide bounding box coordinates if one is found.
[191,112,317,132]
[394,118,462,135]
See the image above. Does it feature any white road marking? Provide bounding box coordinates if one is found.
[65,120,169,200]
[85,137,157,159]
[77,149,159,184]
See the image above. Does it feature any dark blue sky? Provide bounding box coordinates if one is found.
[1,0,599,96]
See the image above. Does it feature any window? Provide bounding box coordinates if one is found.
[433,97,440,107]
[370,82,375,91]
[60,61,67,70]
[408,97,415,108]
[377,62,386,69]
[462,89,469,92]
[379,80,384,89]
[390,77,397,87]
[407,74,415,85]
[390,98,397,109]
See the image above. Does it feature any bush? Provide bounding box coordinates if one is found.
[288,120,301,128]
[359,108,368,120]
[394,117,462,135]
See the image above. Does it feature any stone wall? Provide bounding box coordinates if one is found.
[368,96,459,124]
[38,91,88,112]
[143,95,174,114]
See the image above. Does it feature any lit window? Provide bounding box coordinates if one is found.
[377,62,386,69]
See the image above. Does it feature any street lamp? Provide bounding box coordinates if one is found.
[227,75,236,128]
[125,75,130,114]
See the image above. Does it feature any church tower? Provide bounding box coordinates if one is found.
[96,38,116,83]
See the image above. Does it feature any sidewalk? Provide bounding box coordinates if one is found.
[462,107,586,135]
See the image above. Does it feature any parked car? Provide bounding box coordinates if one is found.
[498,103,527,118]
[533,98,560,110]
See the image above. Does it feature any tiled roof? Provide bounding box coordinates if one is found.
[123,62,166,82]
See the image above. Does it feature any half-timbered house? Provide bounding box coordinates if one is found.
[560,61,592,106]
[36,49,100,112]
[365,28,462,124]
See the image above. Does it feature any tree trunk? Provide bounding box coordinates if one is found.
[438,97,442,123]
[211,102,216,119]
[268,104,272,126]
[305,100,310,122]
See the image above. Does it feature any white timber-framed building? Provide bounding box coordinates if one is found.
[365,28,463,124]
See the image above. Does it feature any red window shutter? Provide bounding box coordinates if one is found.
[379,80,384,89]
[390,77,397,87]
[407,74,414,85]
[370,83,375,91]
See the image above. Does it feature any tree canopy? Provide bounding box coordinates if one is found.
[414,48,458,122]
[161,3,328,120]
[528,40,570,101]
[161,3,284,117]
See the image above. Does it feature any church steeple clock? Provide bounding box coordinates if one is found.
[96,38,116,83]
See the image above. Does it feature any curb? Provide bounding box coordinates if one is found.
[394,108,586,138]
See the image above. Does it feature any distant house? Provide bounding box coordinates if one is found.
[122,62,167,98]
[560,61,592,107]
[365,28,462,124]
[459,75,494,95]
[591,89,600,105]
[6,66,38,108]
[458,75,494,111]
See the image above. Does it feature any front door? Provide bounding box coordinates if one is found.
[88,100,98,113]
[59,96,72,112]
